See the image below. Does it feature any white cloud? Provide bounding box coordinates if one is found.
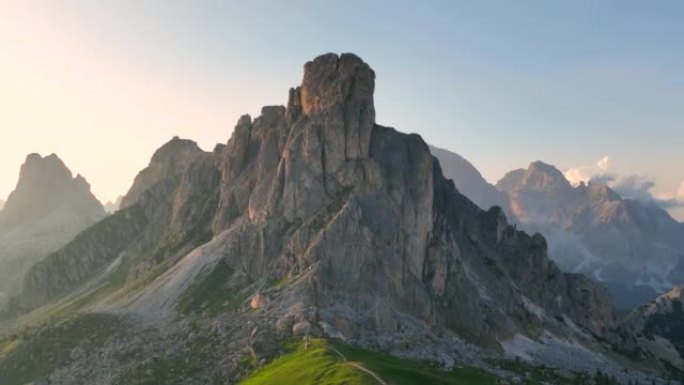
[597,156,611,171]
[564,156,612,186]
[564,158,684,212]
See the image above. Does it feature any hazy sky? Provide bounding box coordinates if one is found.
[1,1,683,219]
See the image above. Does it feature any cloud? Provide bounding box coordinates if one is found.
[565,157,684,211]
[606,175,682,209]
[609,175,655,201]
[597,156,611,171]
[564,156,612,186]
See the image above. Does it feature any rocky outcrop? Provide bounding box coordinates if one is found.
[16,54,622,382]
[613,286,684,372]
[21,54,616,347]
[496,161,684,311]
[0,154,105,302]
[120,137,209,209]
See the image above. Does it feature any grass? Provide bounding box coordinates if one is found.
[239,339,499,385]
[0,313,124,385]
[0,338,20,357]
[334,341,498,385]
[268,275,295,289]
[240,339,377,385]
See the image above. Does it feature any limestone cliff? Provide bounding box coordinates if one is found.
[18,55,617,353]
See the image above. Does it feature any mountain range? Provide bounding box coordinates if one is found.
[431,151,684,311]
[0,54,681,384]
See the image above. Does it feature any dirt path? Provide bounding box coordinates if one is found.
[328,346,388,385]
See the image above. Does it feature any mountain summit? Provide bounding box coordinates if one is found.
[0,153,104,306]
[0,153,103,228]
[2,54,671,384]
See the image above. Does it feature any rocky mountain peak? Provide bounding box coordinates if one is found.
[17,153,73,190]
[495,168,526,193]
[150,136,202,162]
[522,161,572,192]
[300,53,374,115]
[0,153,103,228]
[120,137,206,208]
[584,181,622,203]
[296,53,375,160]
[0,154,105,299]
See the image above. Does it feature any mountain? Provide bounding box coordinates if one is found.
[103,195,123,213]
[0,153,105,308]
[0,199,5,211]
[618,286,684,374]
[496,161,684,311]
[0,54,672,384]
[429,145,511,216]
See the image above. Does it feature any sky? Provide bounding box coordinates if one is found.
[0,0,683,219]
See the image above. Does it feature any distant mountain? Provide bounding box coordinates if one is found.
[103,195,123,213]
[429,145,511,216]
[0,199,4,211]
[428,147,684,311]
[0,153,105,306]
[496,161,684,311]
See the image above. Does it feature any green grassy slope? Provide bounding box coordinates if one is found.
[239,339,498,385]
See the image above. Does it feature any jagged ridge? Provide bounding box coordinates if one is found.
[15,54,623,379]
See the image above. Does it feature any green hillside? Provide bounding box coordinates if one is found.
[239,339,497,385]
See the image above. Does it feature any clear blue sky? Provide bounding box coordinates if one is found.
[1,0,683,217]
